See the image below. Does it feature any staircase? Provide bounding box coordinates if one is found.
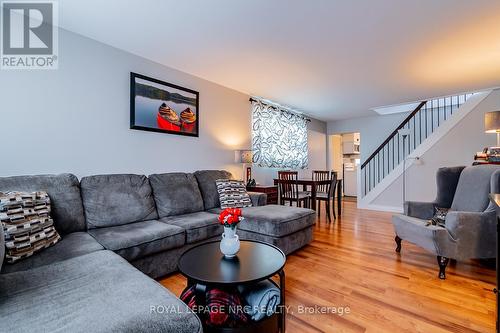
[360,93,475,197]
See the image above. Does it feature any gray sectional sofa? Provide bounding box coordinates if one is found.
[0,170,315,332]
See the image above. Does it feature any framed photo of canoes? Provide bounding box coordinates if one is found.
[130,72,199,137]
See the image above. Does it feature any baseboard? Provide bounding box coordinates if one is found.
[357,202,403,213]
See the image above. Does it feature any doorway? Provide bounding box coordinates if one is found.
[329,132,360,199]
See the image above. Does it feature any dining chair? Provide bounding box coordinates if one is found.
[312,170,330,194]
[277,171,311,208]
[316,172,338,222]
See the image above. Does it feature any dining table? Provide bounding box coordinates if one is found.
[273,178,343,215]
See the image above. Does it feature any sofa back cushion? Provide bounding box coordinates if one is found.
[149,173,204,218]
[194,170,233,210]
[81,174,158,229]
[451,165,500,212]
[0,174,85,234]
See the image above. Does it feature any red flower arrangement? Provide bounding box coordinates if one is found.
[218,208,244,229]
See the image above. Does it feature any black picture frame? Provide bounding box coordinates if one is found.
[130,72,200,137]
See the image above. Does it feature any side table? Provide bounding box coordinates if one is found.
[178,240,286,333]
[246,185,278,205]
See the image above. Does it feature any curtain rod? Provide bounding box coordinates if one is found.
[249,97,311,122]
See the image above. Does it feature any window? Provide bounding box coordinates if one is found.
[251,99,308,169]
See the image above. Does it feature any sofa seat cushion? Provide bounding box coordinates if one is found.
[208,205,315,237]
[81,174,158,229]
[160,212,221,244]
[1,232,103,274]
[0,251,202,333]
[149,173,204,218]
[88,220,185,261]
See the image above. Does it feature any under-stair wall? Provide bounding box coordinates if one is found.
[327,113,411,166]
[366,89,499,211]
[360,93,475,197]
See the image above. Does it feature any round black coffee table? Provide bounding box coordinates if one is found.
[178,240,286,333]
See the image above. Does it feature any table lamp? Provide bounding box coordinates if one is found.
[234,150,253,184]
[485,111,500,147]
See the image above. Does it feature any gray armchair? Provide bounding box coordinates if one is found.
[392,165,500,279]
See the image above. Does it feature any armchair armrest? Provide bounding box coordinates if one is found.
[404,201,436,219]
[445,210,496,239]
[443,210,497,259]
[248,191,267,206]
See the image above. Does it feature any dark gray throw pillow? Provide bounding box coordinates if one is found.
[215,179,252,209]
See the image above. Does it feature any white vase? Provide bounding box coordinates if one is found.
[220,226,240,258]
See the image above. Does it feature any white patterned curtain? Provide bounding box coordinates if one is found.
[251,99,308,169]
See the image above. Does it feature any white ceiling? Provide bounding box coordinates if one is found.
[58,0,500,121]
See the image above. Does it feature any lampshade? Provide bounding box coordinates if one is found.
[234,150,253,163]
[485,111,500,133]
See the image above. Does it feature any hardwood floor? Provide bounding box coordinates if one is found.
[159,201,497,332]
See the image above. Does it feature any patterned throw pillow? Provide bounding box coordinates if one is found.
[215,179,252,209]
[426,207,448,227]
[0,191,61,263]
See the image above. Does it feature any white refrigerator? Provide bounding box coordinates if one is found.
[343,162,358,197]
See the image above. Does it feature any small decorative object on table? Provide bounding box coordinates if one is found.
[488,147,500,163]
[218,208,244,258]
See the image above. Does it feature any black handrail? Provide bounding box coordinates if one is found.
[361,101,427,169]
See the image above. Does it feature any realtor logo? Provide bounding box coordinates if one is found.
[1,1,58,69]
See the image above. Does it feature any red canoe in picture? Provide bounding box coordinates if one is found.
[157,103,181,131]
[180,107,197,133]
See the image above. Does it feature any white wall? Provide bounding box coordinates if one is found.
[327,112,410,164]
[0,28,327,182]
[304,118,328,178]
[371,89,500,208]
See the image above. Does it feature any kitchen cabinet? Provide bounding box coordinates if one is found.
[342,141,360,154]
[342,133,360,143]
[342,133,360,154]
